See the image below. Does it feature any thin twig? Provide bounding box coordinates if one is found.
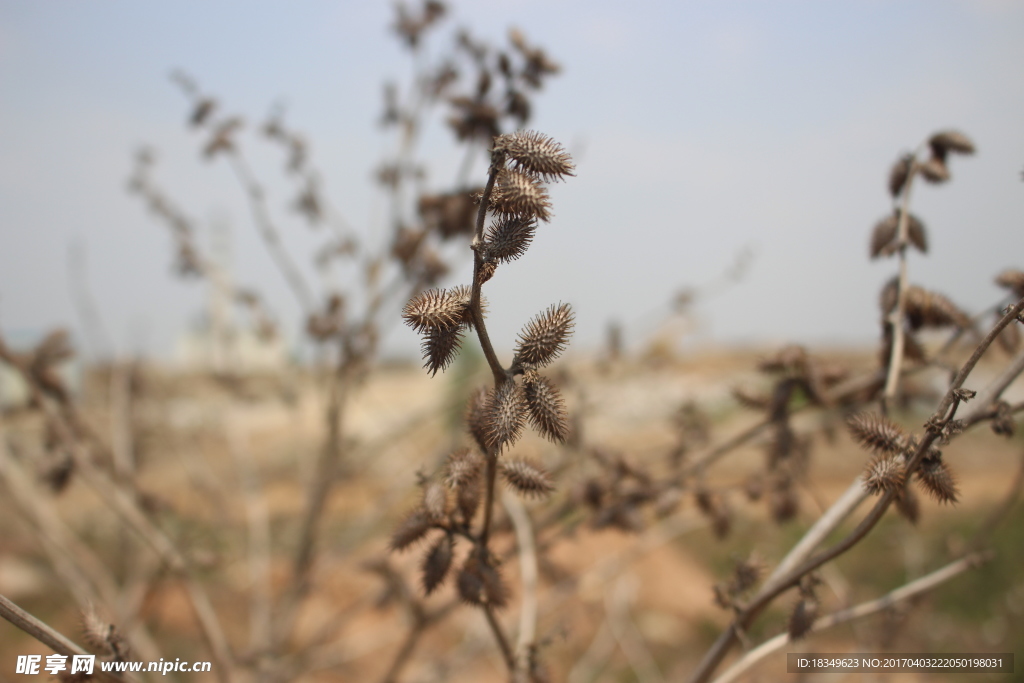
[688,296,1024,683]
[711,552,992,683]
[0,593,140,683]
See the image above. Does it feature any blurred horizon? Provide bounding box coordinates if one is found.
[1,0,1023,363]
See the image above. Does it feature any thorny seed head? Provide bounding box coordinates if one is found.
[422,481,448,522]
[420,325,464,376]
[903,286,971,330]
[916,456,959,504]
[847,412,909,454]
[928,130,975,158]
[483,215,537,263]
[888,154,912,198]
[484,380,528,453]
[514,303,574,367]
[465,386,491,452]
[500,458,554,498]
[457,552,508,608]
[864,454,906,495]
[490,168,552,221]
[421,534,454,595]
[402,286,471,333]
[493,130,575,182]
[523,371,570,443]
[389,508,433,552]
[445,448,483,490]
[918,156,950,184]
[995,269,1024,298]
[788,597,819,641]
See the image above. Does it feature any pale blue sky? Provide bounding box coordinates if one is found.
[1,1,1022,360]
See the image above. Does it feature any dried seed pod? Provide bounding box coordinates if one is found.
[870,214,898,258]
[445,448,483,490]
[483,215,537,263]
[422,481,448,523]
[863,454,906,495]
[403,287,470,333]
[500,458,554,498]
[991,401,1016,437]
[457,476,482,523]
[190,98,217,127]
[390,508,432,551]
[493,130,575,182]
[465,386,491,452]
[916,456,959,504]
[421,534,454,595]
[918,156,950,183]
[484,380,528,452]
[995,269,1024,298]
[928,130,975,157]
[906,214,928,253]
[788,597,819,640]
[457,553,508,608]
[523,371,569,442]
[731,555,764,594]
[514,302,574,367]
[847,412,908,454]
[490,168,551,221]
[420,325,464,376]
[81,606,128,659]
[888,154,912,197]
[903,286,971,330]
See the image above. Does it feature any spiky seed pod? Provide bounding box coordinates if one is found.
[484,380,528,452]
[490,168,551,221]
[500,458,554,498]
[870,214,898,259]
[422,482,448,523]
[995,269,1024,298]
[403,287,470,333]
[903,286,971,330]
[493,130,575,182]
[421,534,454,595]
[445,448,483,490]
[420,325,464,376]
[916,456,959,504]
[477,260,497,284]
[732,556,764,594]
[465,386,491,452]
[788,598,819,640]
[929,130,975,157]
[515,303,574,367]
[864,454,906,495]
[894,484,920,524]
[904,214,928,254]
[847,412,909,454]
[457,476,482,523]
[888,154,912,197]
[918,156,950,183]
[390,508,432,551]
[483,215,537,263]
[81,607,125,658]
[457,554,508,608]
[523,371,569,442]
